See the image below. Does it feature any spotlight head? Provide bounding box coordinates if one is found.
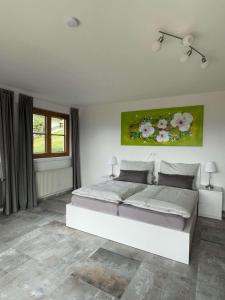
[180,49,192,63]
[180,54,189,63]
[201,57,209,69]
[152,34,164,52]
[152,40,162,52]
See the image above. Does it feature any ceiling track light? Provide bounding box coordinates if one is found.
[152,30,208,69]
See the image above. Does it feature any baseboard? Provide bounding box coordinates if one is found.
[38,188,72,201]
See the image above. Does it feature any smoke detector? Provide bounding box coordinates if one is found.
[65,17,80,28]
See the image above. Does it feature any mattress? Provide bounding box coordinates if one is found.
[71,195,119,216]
[118,204,186,231]
[71,194,187,231]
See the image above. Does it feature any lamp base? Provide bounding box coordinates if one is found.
[109,174,116,179]
[205,184,214,190]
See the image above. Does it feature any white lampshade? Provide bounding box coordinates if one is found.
[180,54,189,63]
[205,162,217,173]
[109,156,118,166]
[152,40,162,52]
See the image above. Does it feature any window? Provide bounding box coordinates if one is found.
[33,108,69,158]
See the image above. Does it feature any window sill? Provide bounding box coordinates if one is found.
[34,156,71,162]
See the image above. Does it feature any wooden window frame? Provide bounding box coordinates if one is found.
[33,108,69,158]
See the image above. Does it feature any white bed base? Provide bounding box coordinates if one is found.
[66,203,197,264]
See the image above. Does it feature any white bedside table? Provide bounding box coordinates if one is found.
[198,185,223,220]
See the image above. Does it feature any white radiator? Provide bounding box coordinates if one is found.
[36,167,73,198]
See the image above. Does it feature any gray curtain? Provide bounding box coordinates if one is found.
[71,108,81,189]
[0,182,2,209]
[18,94,37,209]
[0,154,3,209]
[0,89,18,215]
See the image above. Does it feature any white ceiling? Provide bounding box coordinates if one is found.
[0,0,225,106]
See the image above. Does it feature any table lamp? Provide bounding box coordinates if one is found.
[205,161,217,190]
[109,156,118,178]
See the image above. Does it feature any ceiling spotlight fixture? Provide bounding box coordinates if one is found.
[152,34,164,52]
[180,49,192,63]
[66,17,80,28]
[152,30,208,69]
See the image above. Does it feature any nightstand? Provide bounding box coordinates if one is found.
[198,185,223,220]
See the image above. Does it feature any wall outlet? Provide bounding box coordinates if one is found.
[147,152,157,160]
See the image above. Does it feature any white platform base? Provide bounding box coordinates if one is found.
[66,204,197,264]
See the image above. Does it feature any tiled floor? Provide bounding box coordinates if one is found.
[0,193,225,300]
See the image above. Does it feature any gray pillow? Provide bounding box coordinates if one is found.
[114,170,148,184]
[120,160,154,184]
[160,160,200,190]
[158,172,194,190]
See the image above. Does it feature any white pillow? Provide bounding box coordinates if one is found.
[160,160,200,190]
[120,160,154,184]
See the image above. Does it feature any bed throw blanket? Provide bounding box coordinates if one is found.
[123,185,198,218]
[72,180,146,203]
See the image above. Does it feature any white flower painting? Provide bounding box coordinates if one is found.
[139,122,155,138]
[122,105,203,146]
[170,112,193,132]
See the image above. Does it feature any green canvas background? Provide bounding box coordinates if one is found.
[121,105,204,146]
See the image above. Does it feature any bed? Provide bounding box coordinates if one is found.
[66,160,199,264]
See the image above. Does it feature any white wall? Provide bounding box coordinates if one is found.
[80,90,225,209]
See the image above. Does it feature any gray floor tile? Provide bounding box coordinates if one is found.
[121,263,156,300]
[75,248,141,298]
[196,280,225,300]
[197,240,225,290]
[0,248,31,272]
[49,274,117,300]
[103,240,147,262]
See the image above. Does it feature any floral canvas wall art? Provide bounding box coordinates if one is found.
[121,105,204,146]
